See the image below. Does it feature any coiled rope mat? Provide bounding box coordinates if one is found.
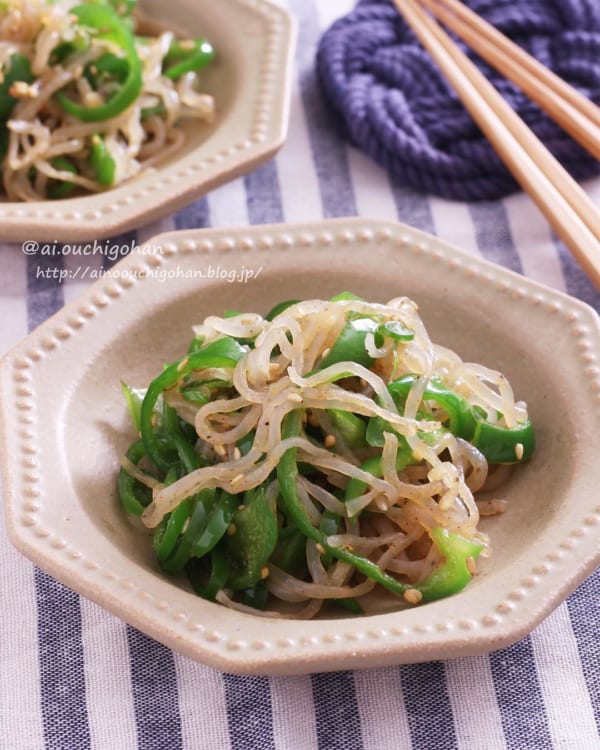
[317,0,600,200]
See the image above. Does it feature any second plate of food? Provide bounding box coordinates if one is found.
[0,0,295,241]
[1,218,599,674]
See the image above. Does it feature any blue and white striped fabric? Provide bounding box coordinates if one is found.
[0,2,598,748]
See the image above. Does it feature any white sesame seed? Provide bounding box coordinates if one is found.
[287,393,303,403]
[260,567,270,580]
[466,556,476,575]
[324,434,336,448]
[214,443,226,457]
[514,442,524,460]
[233,447,242,461]
[9,81,37,98]
[403,589,423,605]
[176,358,189,372]
[230,473,245,486]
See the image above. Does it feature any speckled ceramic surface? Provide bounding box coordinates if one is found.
[0,0,295,243]
[1,218,599,675]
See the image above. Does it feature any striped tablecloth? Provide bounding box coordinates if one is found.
[1,1,598,748]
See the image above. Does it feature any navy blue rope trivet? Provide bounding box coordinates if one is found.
[317,0,600,201]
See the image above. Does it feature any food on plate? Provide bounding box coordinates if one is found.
[0,0,215,200]
[118,294,535,618]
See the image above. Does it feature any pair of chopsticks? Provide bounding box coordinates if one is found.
[391,0,600,289]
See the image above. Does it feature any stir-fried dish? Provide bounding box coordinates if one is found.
[0,0,215,200]
[119,294,535,618]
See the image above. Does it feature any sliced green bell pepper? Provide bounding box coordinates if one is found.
[191,491,239,558]
[46,156,77,200]
[327,409,367,449]
[388,375,535,464]
[163,38,215,80]
[57,5,142,122]
[418,527,483,600]
[319,317,378,370]
[118,439,153,517]
[0,53,32,120]
[140,336,246,469]
[187,544,230,601]
[225,488,278,590]
[158,490,213,573]
[90,135,116,184]
[265,299,300,321]
[388,375,478,439]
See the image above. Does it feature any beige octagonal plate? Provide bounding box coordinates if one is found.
[1,218,599,675]
[0,0,295,242]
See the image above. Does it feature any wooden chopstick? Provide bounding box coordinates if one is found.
[419,0,600,160]
[401,0,600,241]
[390,0,600,289]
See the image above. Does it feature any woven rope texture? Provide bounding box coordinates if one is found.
[317,0,600,200]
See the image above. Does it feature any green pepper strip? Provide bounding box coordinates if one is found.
[140,102,166,120]
[87,0,138,17]
[472,418,535,465]
[162,405,201,474]
[319,510,339,567]
[108,0,137,18]
[317,511,363,612]
[0,53,32,119]
[190,491,238,558]
[0,127,8,163]
[265,299,300,321]
[418,527,483,600]
[279,411,482,603]
[376,320,415,342]
[327,409,367,449]
[319,317,378,370]
[187,336,205,354]
[389,375,535,464]
[118,439,153,517]
[158,490,214,573]
[344,453,413,502]
[163,38,215,80]
[46,156,77,200]
[365,413,446,451]
[187,544,230,601]
[85,52,129,86]
[57,5,142,122]
[140,336,246,470]
[329,292,364,302]
[389,375,477,439]
[50,37,90,66]
[271,526,306,575]
[241,581,269,610]
[153,495,194,561]
[225,487,279,590]
[90,134,116,185]
[121,381,145,432]
[336,597,363,614]
[1,54,33,163]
